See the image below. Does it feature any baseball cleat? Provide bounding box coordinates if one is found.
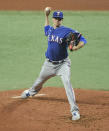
[72,110,80,120]
[21,89,31,99]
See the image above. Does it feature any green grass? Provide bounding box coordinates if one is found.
[0,11,109,91]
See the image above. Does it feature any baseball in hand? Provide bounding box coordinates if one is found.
[45,7,51,16]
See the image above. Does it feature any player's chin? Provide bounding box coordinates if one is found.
[56,23,61,27]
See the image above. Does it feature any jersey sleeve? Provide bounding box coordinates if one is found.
[44,25,51,36]
[80,36,87,44]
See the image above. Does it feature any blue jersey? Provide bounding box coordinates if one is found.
[44,25,87,61]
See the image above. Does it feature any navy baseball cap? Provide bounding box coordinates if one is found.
[52,11,63,19]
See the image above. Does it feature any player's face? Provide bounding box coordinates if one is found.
[52,18,62,28]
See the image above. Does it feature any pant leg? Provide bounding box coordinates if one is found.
[29,59,55,96]
[57,58,79,113]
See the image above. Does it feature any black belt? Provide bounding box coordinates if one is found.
[47,59,65,64]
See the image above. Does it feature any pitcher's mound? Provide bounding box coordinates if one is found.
[0,87,109,131]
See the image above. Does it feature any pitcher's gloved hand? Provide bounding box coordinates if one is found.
[64,32,82,51]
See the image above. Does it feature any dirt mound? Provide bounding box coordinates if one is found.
[0,87,109,131]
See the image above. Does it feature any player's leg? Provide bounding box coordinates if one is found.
[57,58,80,120]
[21,59,55,98]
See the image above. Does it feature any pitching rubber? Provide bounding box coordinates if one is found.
[11,94,46,99]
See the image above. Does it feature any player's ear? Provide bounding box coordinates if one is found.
[60,18,63,22]
[60,19,63,22]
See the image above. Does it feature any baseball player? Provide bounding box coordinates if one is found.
[21,8,87,121]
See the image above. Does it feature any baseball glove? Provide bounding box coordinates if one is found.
[64,32,81,51]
